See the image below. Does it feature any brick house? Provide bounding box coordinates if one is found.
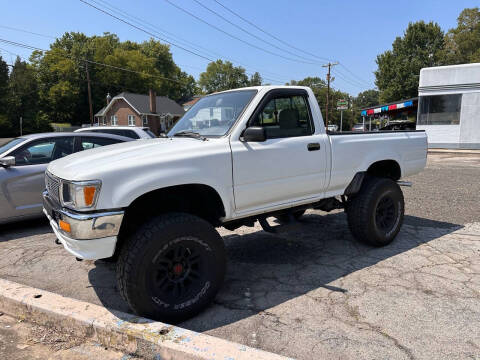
[182,96,202,111]
[94,90,185,135]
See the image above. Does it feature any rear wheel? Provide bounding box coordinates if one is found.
[347,177,404,246]
[116,213,226,323]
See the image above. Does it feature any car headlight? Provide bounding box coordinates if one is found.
[60,180,101,210]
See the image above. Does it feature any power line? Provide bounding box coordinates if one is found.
[79,0,215,62]
[339,63,372,87]
[212,0,372,88]
[191,0,321,65]
[212,0,332,62]
[164,0,318,65]
[88,0,288,83]
[0,38,189,85]
[0,25,57,39]
[80,0,286,83]
[332,69,369,89]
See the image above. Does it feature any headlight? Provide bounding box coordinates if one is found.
[60,180,101,210]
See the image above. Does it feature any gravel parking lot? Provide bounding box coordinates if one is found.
[0,153,478,359]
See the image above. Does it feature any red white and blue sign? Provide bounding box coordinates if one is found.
[361,100,414,117]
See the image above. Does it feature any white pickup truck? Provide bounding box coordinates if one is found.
[43,86,427,322]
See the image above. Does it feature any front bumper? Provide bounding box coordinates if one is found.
[42,191,124,260]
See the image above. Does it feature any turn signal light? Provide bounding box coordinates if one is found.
[59,220,71,233]
[83,186,97,206]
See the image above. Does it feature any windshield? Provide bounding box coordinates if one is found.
[0,138,25,156]
[143,128,156,138]
[168,90,257,137]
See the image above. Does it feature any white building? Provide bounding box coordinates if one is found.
[417,63,480,149]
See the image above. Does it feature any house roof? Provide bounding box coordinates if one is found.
[182,97,202,107]
[95,92,185,117]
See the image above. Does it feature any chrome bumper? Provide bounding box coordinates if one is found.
[42,190,124,240]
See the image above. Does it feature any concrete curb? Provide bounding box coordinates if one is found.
[0,279,292,360]
[428,149,480,155]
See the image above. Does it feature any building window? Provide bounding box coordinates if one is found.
[143,115,148,126]
[418,94,462,125]
[102,117,106,125]
[128,115,135,126]
[111,115,118,125]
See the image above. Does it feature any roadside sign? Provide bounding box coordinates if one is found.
[337,99,348,110]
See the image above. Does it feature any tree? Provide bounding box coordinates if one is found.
[198,60,249,93]
[32,32,198,125]
[0,56,8,114]
[7,57,41,134]
[375,21,445,103]
[443,7,480,64]
[249,72,262,86]
[355,89,379,108]
[287,76,353,131]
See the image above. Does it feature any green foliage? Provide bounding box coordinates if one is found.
[375,21,445,103]
[199,60,249,93]
[249,72,262,86]
[355,89,379,109]
[7,57,40,135]
[31,32,198,125]
[0,56,8,115]
[443,7,480,64]
[287,77,353,131]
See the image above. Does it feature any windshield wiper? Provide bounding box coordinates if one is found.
[173,131,207,141]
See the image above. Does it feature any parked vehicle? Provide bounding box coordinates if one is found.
[380,120,416,131]
[327,124,338,132]
[43,86,427,323]
[352,123,366,131]
[0,132,133,224]
[75,126,156,139]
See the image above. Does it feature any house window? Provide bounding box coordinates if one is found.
[102,117,106,125]
[143,115,148,126]
[418,94,462,125]
[128,115,135,126]
[111,115,118,125]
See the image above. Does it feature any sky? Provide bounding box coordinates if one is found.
[1,0,479,96]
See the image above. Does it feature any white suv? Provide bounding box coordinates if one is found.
[75,126,156,139]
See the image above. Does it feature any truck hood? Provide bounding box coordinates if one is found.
[48,137,226,180]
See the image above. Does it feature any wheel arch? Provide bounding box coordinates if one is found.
[344,159,402,196]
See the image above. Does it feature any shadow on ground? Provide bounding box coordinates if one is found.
[87,211,462,331]
[0,217,50,242]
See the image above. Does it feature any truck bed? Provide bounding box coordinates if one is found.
[324,130,428,197]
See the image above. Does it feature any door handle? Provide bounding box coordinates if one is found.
[307,143,320,151]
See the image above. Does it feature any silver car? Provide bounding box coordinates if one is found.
[0,132,133,224]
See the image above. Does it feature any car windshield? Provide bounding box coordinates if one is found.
[168,90,257,137]
[143,129,156,138]
[0,138,25,155]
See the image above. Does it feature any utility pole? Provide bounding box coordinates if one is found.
[321,62,338,127]
[85,62,94,126]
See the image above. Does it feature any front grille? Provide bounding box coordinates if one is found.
[45,172,61,203]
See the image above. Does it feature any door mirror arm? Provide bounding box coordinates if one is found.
[0,156,15,168]
[242,126,266,142]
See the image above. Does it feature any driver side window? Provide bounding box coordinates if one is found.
[251,95,314,139]
[13,137,74,166]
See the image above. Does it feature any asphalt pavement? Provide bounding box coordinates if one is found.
[0,153,478,359]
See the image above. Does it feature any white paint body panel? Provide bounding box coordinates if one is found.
[47,86,427,233]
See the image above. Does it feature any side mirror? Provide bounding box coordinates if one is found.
[0,156,15,168]
[242,126,266,142]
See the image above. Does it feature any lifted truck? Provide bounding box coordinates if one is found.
[43,86,427,322]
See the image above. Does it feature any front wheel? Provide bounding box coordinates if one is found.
[347,177,404,247]
[116,213,226,323]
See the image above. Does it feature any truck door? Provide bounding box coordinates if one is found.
[231,89,328,214]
